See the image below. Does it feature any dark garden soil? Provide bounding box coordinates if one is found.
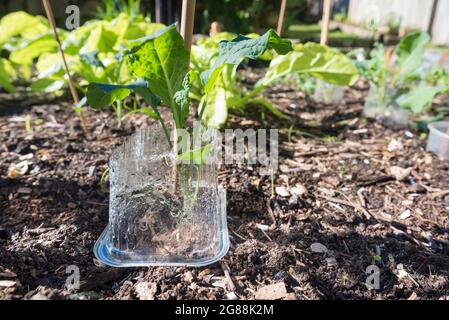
[1,74,449,300]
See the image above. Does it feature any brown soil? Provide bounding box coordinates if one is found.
[1,79,449,300]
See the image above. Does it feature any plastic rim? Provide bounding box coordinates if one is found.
[427,121,449,139]
[93,188,229,267]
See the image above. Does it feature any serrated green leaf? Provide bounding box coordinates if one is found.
[128,24,189,127]
[201,29,292,89]
[174,73,191,126]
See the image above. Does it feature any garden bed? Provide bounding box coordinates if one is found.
[1,77,449,300]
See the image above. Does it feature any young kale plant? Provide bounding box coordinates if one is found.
[191,34,358,128]
[86,24,293,149]
[355,31,449,115]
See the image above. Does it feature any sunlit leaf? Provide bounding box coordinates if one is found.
[398,86,443,114]
[258,42,359,87]
[201,29,293,91]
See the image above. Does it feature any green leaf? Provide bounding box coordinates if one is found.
[0,58,16,93]
[80,50,105,68]
[134,87,161,107]
[86,80,149,109]
[174,73,191,126]
[258,43,359,88]
[137,107,158,119]
[395,32,430,74]
[9,34,57,65]
[200,86,228,128]
[397,86,443,114]
[30,78,65,93]
[0,11,49,44]
[62,22,99,55]
[128,24,189,127]
[178,144,214,165]
[84,23,118,53]
[201,29,292,90]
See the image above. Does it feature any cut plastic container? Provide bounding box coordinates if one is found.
[94,125,229,267]
[426,121,449,160]
[363,86,410,127]
[313,80,345,104]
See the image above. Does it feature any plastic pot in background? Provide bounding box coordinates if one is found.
[427,121,449,160]
[94,126,229,267]
[363,86,411,127]
[313,80,345,104]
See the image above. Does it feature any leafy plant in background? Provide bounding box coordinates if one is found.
[195,40,359,127]
[0,11,51,93]
[0,58,16,94]
[96,0,143,21]
[353,31,449,115]
[86,25,293,146]
[0,9,165,124]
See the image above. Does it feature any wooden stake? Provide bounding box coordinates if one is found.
[174,0,196,194]
[180,0,196,53]
[42,0,88,137]
[320,0,332,46]
[276,0,287,36]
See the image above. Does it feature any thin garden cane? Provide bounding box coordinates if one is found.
[320,0,332,46]
[173,0,196,195]
[276,0,287,36]
[42,0,89,137]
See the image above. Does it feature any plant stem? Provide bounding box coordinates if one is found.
[172,126,178,195]
[116,100,122,128]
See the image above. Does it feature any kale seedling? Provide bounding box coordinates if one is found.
[86,24,293,154]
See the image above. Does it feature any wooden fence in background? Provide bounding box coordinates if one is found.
[348,0,449,45]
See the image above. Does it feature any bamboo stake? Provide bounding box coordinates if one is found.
[180,0,196,54]
[173,0,196,194]
[320,0,332,46]
[42,0,88,137]
[276,0,287,36]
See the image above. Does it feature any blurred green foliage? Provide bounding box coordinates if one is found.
[196,0,309,34]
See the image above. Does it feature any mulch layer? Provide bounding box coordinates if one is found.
[1,77,449,300]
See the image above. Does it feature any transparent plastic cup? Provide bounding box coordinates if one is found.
[94,126,229,267]
[313,80,345,104]
[363,86,410,127]
[427,121,449,160]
